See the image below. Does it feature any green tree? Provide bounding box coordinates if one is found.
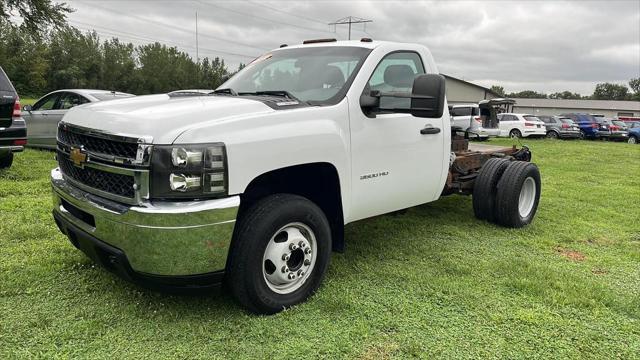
[0,0,72,35]
[490,85,505,96]
[101,38,136,92]
[548,91,582,100]
[47,27,102,91]
[507,90,547,99]
[592,82,629,101]
[0,26,49,96]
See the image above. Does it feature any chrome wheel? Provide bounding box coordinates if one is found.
[509,129,521,138]
[546,131,558,139]
[518,177,536,218]
[262,222,317,294]
[629,136,637,144]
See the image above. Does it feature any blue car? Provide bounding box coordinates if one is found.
[560,113,609,139]
[628,126,640,144]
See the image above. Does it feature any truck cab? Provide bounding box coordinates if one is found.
[51,40,540,314]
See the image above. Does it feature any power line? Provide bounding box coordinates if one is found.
[195,0,335,35]
[69,20,259,59]
[328,16,373,40]
[73,0,269,51]
[243,0,329,25]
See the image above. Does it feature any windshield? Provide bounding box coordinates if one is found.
[558,118,574,124]
[220,46,371,104]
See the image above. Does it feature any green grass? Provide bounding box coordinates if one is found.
[1,139,639,359]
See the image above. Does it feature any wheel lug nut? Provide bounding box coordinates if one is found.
[282,254,290,261]
[288,273,296,280]
[298,241,306,248]
[303,259,311,266]
[297,270,304,276]
[289,243,298,251]
[281,266,289,273]
[304,248,312,255]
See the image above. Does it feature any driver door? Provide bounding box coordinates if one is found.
[348,51,446,221]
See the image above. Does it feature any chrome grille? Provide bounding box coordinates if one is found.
[58,151,135,198]
[58,126,139,159]
[55,123,152,204]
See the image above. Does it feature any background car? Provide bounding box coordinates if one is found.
[497,113,546,138]
[537,115,580,139]
[22,89,134,149]
[611,120,629,131]
[592,114,627,141]
[449,103,499,140]
[628,127,640,144]
[560,113,608,139]
[0,66,27,169]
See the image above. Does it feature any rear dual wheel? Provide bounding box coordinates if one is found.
[473,160,541,228]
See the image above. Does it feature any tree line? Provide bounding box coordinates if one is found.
[490,79,640,101]
[0,25,238,97]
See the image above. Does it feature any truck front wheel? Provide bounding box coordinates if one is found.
[227,194,331,314]
[494,161,541,228]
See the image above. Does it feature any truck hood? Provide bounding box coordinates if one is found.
[61,94,275,144]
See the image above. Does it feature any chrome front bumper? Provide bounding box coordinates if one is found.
[51,168,239,277]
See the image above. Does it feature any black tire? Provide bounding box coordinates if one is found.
[629,135,638,145]
[546,131,559,139]
[226,194,331,314]
[509,129,522,138]
[0,152,14,169]
[494,161,541,228]
[472,158,510,222]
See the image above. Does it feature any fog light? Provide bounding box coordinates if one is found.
[169,173,201,192]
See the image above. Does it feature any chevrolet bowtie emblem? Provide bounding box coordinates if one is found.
[69,147,88,167]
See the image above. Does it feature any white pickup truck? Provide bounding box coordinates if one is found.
[51,39,540,314]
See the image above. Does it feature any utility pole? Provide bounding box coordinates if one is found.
[195,11,200,64]
[328,16,373,40]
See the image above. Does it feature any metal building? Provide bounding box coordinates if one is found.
[511,98,640,118]
[443,74,500,105]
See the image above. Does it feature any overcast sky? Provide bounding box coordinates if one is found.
[63,0,640,95]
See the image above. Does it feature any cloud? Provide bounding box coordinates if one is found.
[64,0,640,95]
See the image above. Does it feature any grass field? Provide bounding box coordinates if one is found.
[1,139,639,359]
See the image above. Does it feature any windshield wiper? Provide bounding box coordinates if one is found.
[213,88,237,96]
[237,90,301,102]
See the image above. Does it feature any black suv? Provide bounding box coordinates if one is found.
[0,66,27,169]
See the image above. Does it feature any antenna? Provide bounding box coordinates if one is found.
[328,16,372,40]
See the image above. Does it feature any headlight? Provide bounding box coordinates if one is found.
[151,143,228,199]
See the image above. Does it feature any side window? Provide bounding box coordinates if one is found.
[33,93,60,111]
[451,107,472,117]
[368,52,425,110]
[59,93,89,110]
[368,52,425,92]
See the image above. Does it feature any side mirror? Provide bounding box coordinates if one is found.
[410,74,445,118]
[359,90,379,109]
[23,105,33,112]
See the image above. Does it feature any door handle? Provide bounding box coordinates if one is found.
[420,126,441,135]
